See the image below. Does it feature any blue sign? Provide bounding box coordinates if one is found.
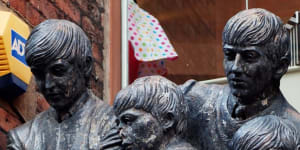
[11,29,27,66]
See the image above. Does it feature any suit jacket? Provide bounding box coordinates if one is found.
[180,80,300,150]
[7,93,116,150]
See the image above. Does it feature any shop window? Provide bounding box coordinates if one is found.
[124,0,300,86]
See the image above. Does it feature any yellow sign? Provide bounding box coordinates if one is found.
[0,11,31,98]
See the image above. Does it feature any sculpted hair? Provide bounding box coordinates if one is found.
[229,115,300,150]
[113,76,188,135]
[222,8,290,66]
[25,19,92,69]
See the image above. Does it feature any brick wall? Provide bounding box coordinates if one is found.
[0,0,108,148]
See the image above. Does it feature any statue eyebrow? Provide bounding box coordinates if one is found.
[223,44,234,49]
[240,46,259,51]
[223,44,263,53]
[48,60,70,68]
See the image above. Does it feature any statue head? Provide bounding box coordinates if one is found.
[229,115,300,150]
[113,76,188,150]
[222,8,290,104]
[25,19,93,111]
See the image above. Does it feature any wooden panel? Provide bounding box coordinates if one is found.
[249,0,300,22]
[109,0,121,104]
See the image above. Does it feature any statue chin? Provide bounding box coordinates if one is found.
[231,89,256,105]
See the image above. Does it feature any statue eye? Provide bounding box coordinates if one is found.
[242,51,260,61]
[115,119,120,126]
[50,65,68,77]
[121,114,136,125]
[224,50,236,61]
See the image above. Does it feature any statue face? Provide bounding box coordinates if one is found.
[223,44,273,104]
[30,59,86,110]
[117,108,164,150]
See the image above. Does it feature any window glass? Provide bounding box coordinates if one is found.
[135,0,245,84]
[134,0,298,84]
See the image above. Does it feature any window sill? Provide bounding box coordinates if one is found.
[199,66,300,85]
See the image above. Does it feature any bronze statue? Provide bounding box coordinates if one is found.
[180,8,300,150]
[229,115,300,150]
[113,76,196,150]
[7,8,300,150]
[7,19,121,150]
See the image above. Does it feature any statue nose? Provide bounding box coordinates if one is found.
[45,73,55,89]
[120,128,126,138]
[232,54,243,73]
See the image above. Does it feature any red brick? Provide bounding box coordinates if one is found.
[87,2,101,22]
[13,78,49,121]
[0,100,19,120]
[96,0,104,8]
[39,14,47,25]
[25,3,43,26]
[2,0,9,4]
[73,0,88,13]
[8,0,26,15]
[0,130,7,150]
[28,0,38,6]
[82,16,95,38]
[100,13,105,27]
[82,16,95,31]
[96,30,104,43]
[90,62,104,99]
[55,0,81,23]
[82,16,104,43]
[73,0,103,23]
[92,43,102,61]
[0,108,21,132]
[29,0,61,19]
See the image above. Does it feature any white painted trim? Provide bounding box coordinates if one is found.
[199,66,300,84]
[199,77,227,84]
[121,0,129,88]
[286,66,300,73]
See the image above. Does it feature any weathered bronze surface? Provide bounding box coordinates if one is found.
[180,8,300,150]
[6,19,120,150]
[113,76,196,150]
[229,115,300,150]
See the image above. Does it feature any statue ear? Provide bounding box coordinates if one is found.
[274,57,289,79]
[162,112,175,131]
[84,56,93,78]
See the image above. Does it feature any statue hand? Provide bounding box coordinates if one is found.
[99,128,123,150]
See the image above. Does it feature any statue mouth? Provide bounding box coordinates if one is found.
[123,143,133,150]
[124,145,133,150]
[45,93,62,101]
[230,78,247,88]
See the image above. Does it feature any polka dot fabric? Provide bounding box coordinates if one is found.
[137,60,167,78]
[128,0,178,62]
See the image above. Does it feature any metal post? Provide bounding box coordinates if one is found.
[296,24,299,65]
[121,0,129,88]
[293,28,296,66]
[290,30,293,66]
